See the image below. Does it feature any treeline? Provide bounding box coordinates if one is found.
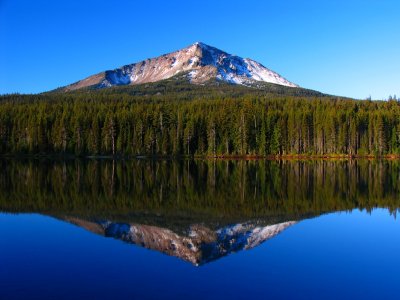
[1,91,400,156]
[1,159,399,218]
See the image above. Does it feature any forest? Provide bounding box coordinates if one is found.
[1,159,399,219]
[0,83,399,157]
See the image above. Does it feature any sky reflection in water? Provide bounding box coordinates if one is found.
[1,159,400,299]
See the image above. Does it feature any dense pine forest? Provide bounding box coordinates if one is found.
[1,159,400,219]
[0,82,399,157]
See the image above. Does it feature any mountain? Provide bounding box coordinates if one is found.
[64,216,296,266]
[61,42,298,91]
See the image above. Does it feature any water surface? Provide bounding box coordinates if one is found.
[1,159,400,299]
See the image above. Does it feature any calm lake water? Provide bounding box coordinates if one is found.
[1,159,400,299]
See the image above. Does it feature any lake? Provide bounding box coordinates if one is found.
[1,159,400,299]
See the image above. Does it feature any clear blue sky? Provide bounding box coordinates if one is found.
[1,0,399,99]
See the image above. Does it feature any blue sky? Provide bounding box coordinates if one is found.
[1,0,399,99]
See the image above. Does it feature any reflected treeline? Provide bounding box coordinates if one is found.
[1,159,400,219]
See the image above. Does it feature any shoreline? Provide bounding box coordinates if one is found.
[1,153,400,161]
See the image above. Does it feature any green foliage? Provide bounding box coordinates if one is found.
[1,87,400,156]
[1,159,399,218]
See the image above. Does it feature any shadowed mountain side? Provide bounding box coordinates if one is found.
[51,75,327,98]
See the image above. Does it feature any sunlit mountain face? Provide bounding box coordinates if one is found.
[60,42,298,92]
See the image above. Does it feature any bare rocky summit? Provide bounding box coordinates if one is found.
[62,42,298,91]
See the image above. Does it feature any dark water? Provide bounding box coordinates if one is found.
[1,159,400,299]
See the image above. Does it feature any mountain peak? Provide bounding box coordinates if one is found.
[192,41,210,48]
[193,41,204,47]
[62,43,298,91]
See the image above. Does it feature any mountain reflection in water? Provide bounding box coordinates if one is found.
[1,158,400,265]
[63,216,296,265]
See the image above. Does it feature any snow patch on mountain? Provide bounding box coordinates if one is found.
[95,219,297,265]
[64,42,298,91]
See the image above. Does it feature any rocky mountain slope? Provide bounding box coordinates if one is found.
[62,42,298,91]
[65,216,296,265]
